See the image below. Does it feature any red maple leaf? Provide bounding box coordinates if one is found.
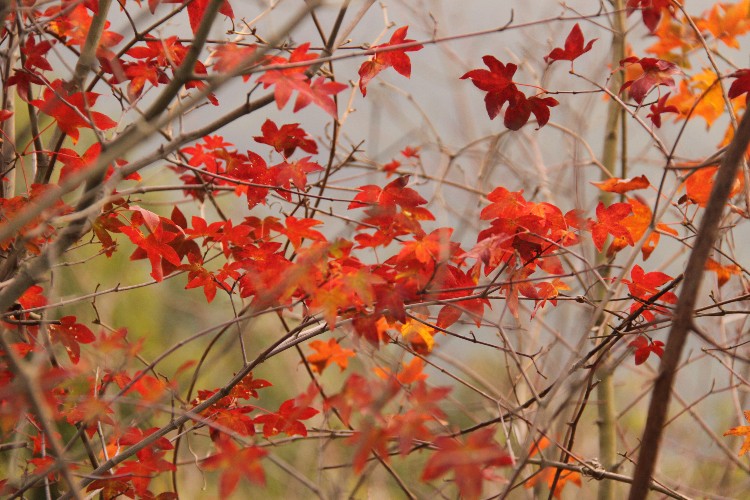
[18,285,47,310]
[629,336,665,365]
[230,372,272,400]
[281,216,326,249]
[358,26,423,96]
[623,264,678,321]
[30,79,117,143]
[48,316,95,364]
[271,157,324,197]
[626,0,674,33]
[620,56,680,104]
[728,69,750,104]
[461,56,558,129]
[421,428,513,500]
[590,201,633,251]
[122,60,160,99]
[22,35,54,72]
[120,221,183,281]
[258,45,346,117]
[294,76,348,117]
[349,176,428,210]
[646,92,679,127]
[115,434,175,497]
[253,119,318,157]
[202,438,267,496]
[545,23,597,65]
[158,0,234,35]
[210,42,257,81]
[254,398,319,437]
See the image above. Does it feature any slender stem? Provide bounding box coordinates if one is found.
[595,3,626,500]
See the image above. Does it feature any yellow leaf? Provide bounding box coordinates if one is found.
[400,318,436,352]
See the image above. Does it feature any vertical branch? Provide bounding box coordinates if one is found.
[598,2,626,500]
[1,23,18,199]
[628,109,750,499]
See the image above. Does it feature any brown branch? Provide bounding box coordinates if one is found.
[628,109,750,499]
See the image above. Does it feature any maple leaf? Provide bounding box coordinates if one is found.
[348,424,394,473]
[506,92,559,131]
[30,79,117,143]
[22,35,54,72]
[201,437,267,496]
[306,338,355,374]
[374,357,429,385]
[358,26,423,96]
[592,175,650,194]
[434,265,489,329]
[120,220,183,282]
[116,442,175,496]
[646,14,699,62]
[349,176,428,210]
[705,258,741,287]
[544,23,597,65]
[629,336,665,365]
[158,0,234,35]
[724,410,750,456]
[461,56,558,129]
[18,285,47,310]
[254,119,318,157]
[258,44,346,118]
[58,143,135,184]
[607,197,665,260]
[590,201,633,251]
[524,467,582,499]
[122,60,161,99]
[626,0,674,33]
[421,428,513,500]
[254,398,319,438]
[728,69,750,104]
[647,92,679,127]
[682,166,745,207]
[523,278,571,316]
[281,216,326,249]
[271,157,324,196]
[400,317,438,352]
[230,372,272,400]
[48,316,95,364]
[619,57,680,105]
[210,42,257,81]
[294,76,348,117]
[623,264,678,321]
[696,0,750,49]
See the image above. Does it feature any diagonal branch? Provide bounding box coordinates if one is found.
[628,109,750,499]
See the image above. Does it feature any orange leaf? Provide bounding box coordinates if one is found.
[400,317,438,352]
[705,258,741,287]
[306,338,355,374]
[524,467,582,499]
[696,0,750,50]
[667,71,727,128]
[592,175,650,194]
[724,410,750,456]
[683,166,745,207]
